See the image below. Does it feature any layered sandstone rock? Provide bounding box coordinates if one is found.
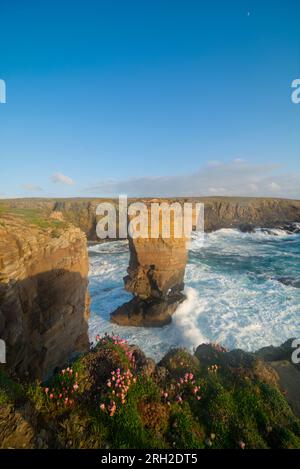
[0,215,90,379]
[199,197,300,232]
[111,210,189,326]
[2,197,300,239]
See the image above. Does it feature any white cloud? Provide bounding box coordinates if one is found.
[51,172,74,186]
[84,159,300,199]
[248,183,259,192]
[268,182,281,192]
[208,187,228,194]
[233,158,246,163]
[207,160,222,167]
[21,184,43,192]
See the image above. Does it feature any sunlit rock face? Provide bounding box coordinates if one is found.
[111,205,189,326]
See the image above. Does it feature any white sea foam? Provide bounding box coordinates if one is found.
[88,228,300,361]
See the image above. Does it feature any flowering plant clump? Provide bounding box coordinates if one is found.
[95,333,136,368]
[208,364,219,374]
[161,372,203,405]
[100,368,137,417]
[44,367,80,407]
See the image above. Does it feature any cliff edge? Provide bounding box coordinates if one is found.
[1,197,300,240]
[0,213,90,379]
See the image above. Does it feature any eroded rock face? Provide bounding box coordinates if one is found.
[125,236,187,299]
[111,293,185,327]
[111,214,188,326]
[0,216,90,379]
[2,197,300,239]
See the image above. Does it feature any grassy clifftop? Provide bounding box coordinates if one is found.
[1,196,300,239]
[0,204,66,231]
[1,335,299,449]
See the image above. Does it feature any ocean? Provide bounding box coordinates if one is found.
[88,227,300,361]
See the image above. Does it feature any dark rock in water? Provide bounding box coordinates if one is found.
[276,277,300,289]
[261,228,276,235]
[262,223,300,236]
[111,292,186,327]
[239,223,255,233]
[280,223,300,234]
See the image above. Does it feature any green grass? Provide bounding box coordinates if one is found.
[0,206,66,232]
[0,369,23,406]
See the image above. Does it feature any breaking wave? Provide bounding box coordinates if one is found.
[88,227,300,361]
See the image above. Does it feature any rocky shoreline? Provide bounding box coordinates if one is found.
[0,200,300,448]
[1,200,300,374]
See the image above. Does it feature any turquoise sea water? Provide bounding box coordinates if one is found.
[88,228,300,361]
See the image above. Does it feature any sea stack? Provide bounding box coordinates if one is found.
[111,204,189,326]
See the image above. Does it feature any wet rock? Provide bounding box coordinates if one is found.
[239,223,255,233]
[111,293,186,327]
[276,277,300,289]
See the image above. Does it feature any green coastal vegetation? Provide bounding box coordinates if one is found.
[1,335,300,449]
[0,204,65,231]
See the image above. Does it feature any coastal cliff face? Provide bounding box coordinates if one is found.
[0,215,90,379]
[2,197,300,239]
[200,197,300,231]
[1,196,300,332]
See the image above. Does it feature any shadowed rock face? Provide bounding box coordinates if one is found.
[0,216,90,379]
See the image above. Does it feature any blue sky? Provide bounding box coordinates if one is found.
[0,0,299,198]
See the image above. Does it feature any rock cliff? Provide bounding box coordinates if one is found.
[1,197,300,239]
[198,197,300,231]
[0,214,90,379]
[111,210,189,326]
